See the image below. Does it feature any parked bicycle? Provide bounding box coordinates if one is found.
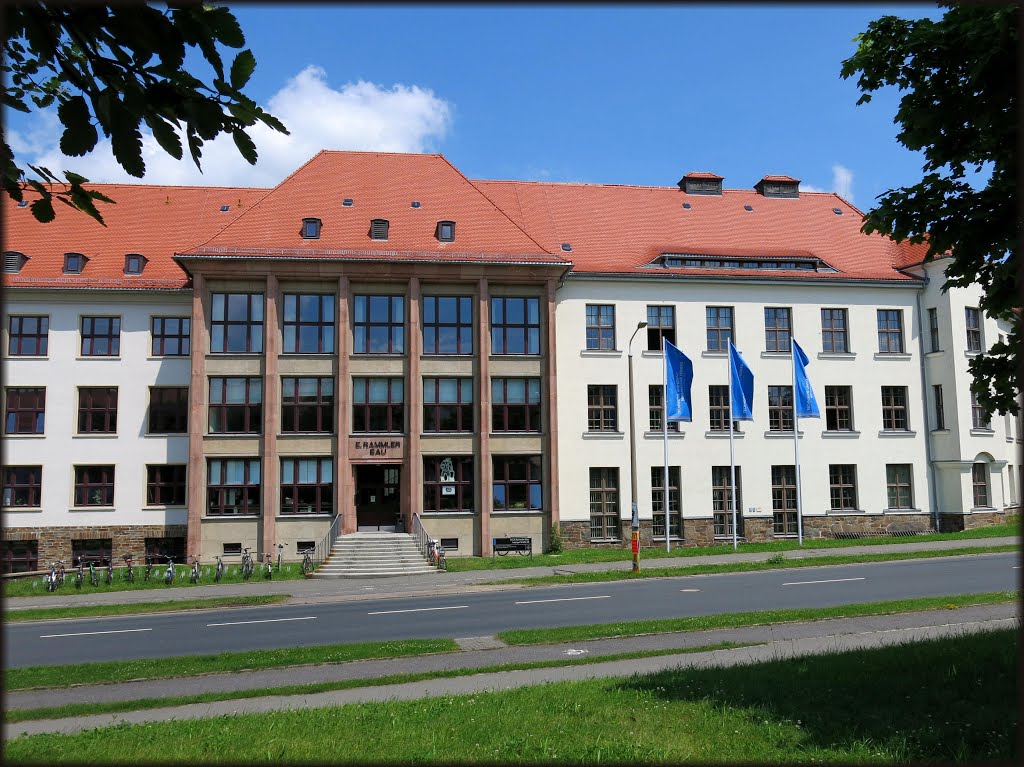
[124,555,135,583]
[300,547,314,576]
[429,540,447,572]
[164,556,175,585]
[214,555,225,582]
[46,560,65,592]
[276,543,284,572]
[88,558,98,587]
[189,556,201,584]
[75,556,85,589]
[144,555,157,582]
[105,557,114,585]
[241,547,254,580]
[263,552,273,580]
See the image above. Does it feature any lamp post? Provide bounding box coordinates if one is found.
[627,321,648,573]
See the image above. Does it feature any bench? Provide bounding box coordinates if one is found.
[492,536,532,558]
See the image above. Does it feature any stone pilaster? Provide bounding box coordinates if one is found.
[260,274,280,558]
[186,273,208,558]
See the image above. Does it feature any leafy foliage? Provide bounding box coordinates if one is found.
[841,4,1018,415]
[3,3,288,225]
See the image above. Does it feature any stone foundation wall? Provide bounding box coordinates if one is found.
[938,510,1007,533]
[2,525,187,564]
[803,514,933,539]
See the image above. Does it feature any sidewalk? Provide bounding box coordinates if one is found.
[5,535,1018,611]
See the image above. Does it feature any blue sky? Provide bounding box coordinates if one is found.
[8,3,943,208]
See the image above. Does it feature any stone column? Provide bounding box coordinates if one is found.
[186,273,208,559]
[406,277,422,529]
[545,278,560,532]
[260,274,281,558]
[477,278,492,556]
[337,276,355,534]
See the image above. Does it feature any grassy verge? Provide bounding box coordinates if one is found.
[5,630,1015,762]
[497,590,1018,645]
[2,562,309,599]
[6,638,458,692]
[4,595,289,623]
[449,519,1021,571]
[4,641,757,723]
[490,544,1019,586]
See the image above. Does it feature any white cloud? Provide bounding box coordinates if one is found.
[800,182,826,193]
[13,66,453,187]
[799,164,854,202]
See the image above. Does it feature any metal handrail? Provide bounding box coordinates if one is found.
[313,513,343,568]
[412,513,432,560]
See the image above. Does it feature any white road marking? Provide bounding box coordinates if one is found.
[782,577,866,587]
[515,595,612,605]
[40,628,152,639]
[207,616,317,627]
[367,605,468,616]
[679,588,701,592]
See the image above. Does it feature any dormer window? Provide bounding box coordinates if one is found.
[370,219,389,240]
[64,252,86,274]
[755,175,800,198]
[3,251,28,273]
[436,221,455,242]
[679,172,724,196]
[301,217,322,239]
[124,254,146,275]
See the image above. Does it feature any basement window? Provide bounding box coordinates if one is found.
[3,251,28,273]
[223,543,242,556]
[124,254,146,275]
[440,538,459,551]
[301,217,322,239]
[297,541,315,554]
[436,220,455,242]
[370,219,389,240]
[63,252,86,274]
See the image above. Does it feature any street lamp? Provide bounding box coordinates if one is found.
[627,321,648,573]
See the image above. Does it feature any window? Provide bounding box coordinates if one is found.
[886,464,914,509]
[281,377,334,433]
[705,306,733,352]
[78,387,118,433]
[821,308,848,353]
[145,537,185,562]
[965,307,982,352]
[352,377,404,432]
[824,386,853,431]
[63,252,85,273]
[281,458,333,515]
[933,385,946,430]
[151,317,191,356]
[283,294,335,354]
[928,308,940,352]
[423,456,474,512]
[423,296,473,355]
[210,293,264,354]
[493,456,543,511]
[492,378,541,432]
[971,391,991,430]
[146,465,186,506]
[4,387,45,434]
[8,316,48,356]
[585,305,615,350]
[370,218,389,240]
[71,538,112,564]
[767,385,794,431]
[712,466,743,537]
[651,466,681,538]
[207,459,261,516]
[74,465,115,506]
[3,250,28,274]
[589,467,620,539]
[881,386,909,431]
[971,462,990,508]
[876,309,904,353]
[301,217,321,239]
[423,378,473,432]
[354,295,405,354]
[208,378,262,434]
[436,220,455,242]
[2,539,38,574]
[647,305,676,350]
[764,307,792,352]
[124,254,145,274]
[491,297,540,354]
[149,387,189,433]
[81,316,120,356]
[829,465,858,510]
[648,385,680,432]
[3,466,41,507]
[587,385,618,432]
[771,465,797,535]
[708,385,738,432]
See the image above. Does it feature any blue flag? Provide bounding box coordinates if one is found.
[792,338,820,418]
[664,339,693,421]
[729,340,754,420]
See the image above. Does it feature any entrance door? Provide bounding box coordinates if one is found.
[356,464,401,531]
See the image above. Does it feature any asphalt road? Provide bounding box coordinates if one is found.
[5,552,1017,669]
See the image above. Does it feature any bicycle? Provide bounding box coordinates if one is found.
[263,552,273,580]
[164,557,175,585]
[300,547,314,576]
[214,555,225,582]
[46,560,64,592]
[105,557,114,585]
[276,543,284,572]
[241,547,254,580]
[88,559,98,587]
[429,540,447,572]
[124,555,135,583]
[75,556,85,589]
[189,556,201,584]
[144,555,156,582]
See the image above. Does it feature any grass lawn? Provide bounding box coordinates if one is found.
[448,519,1020,571]
[4,595,289,623]
[5,629,1016,763]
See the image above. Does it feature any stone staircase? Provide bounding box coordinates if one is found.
[310,532,439,578]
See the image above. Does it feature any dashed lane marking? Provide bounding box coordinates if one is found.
[515,595,611,605]
[41,628,152,639]
[367,606,468,615]
[207,617,317,627]
[782,577,866,587]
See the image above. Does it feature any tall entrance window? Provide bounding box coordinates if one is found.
[589,467,620,540]
[712,466,743,537]
[651,466,680,538]
[771,465,797,535]
[355,464,401,530]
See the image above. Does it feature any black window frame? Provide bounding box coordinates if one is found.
[281,377,334,434]
[705,306,733,352]
[881,386,909,431]
[708,384,739,432]
[422,296,473,355]
[8,315,49,356]
[78,386,118,434]
[283,293,335,354]
[647,305,676,350]
[885,464,914,509]
[491,377,542,433]
[491,297,541,355]
[80,316,121,356]
[589,467,620,540]
[1,539,38,574]
[300,217,321,239]
[353,294,405,355]
[971,463,990,508]
[3,465,41,508]
[148,386,189,434]
[423,456,474,512]
[4,387,45,434]
[208,377,263,434]
[124,253,145,274]
[648,385,680,433]
[829,464,858,510]
[207,458,261,516]
[965,307,983,352]
[933,384,946,430]
[712,465,744,537]
[280,457,333,515]
[74,465,115,507]
[764,307,792,353]
[493,455,543,511]
[824,385,853,431]
[651,465,681,538]
[146,464,187,506]
[151,316,191,357]
[423,377,473,433]
[352,377,404,433]
[876,309,905,354]
[821,308,849,354]
[585,304,616,351]
[587,384,618,432]
[927,308,940,352]
[771,465,798,535]
[767,385,794,431]
[970,391,991,430]
[436,220,455,242]
[210,293,264,354]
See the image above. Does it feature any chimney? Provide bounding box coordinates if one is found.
[754,175,800,198]
[678,171,723,196]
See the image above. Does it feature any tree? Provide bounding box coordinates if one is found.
[841,3,1018,415]
[3,2,288,224]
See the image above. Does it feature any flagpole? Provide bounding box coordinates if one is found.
[663,337,670,552]
[728,341,738,552]
[791,338,804,546]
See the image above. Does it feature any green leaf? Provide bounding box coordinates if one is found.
[231,127,257,165]
[145,114,183,160]
[107,97,145,177]
[58,95,98,156]
[229,49,256,90]
[30,196,55,223]
[63,171,90,185]
[204,7,245,48]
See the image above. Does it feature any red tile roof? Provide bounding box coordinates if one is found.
[4,151,926,289]
[759,174,801,183]
[682,171,724,179]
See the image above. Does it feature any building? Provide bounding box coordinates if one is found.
[3,152,1019,571]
